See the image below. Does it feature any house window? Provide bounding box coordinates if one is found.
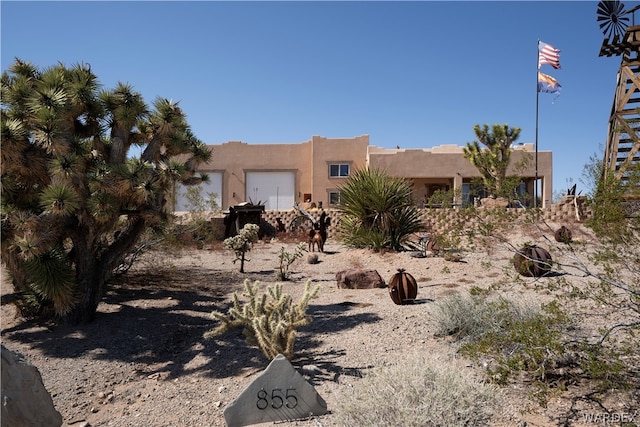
[329,163,350,178]
[329,191,341,205]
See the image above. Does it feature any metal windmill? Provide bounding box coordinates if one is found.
[598,1,640,190]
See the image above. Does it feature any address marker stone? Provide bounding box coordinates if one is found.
[223,354,328,427]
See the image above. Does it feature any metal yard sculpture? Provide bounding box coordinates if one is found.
[388,269,418,305]
[513,245,554,277]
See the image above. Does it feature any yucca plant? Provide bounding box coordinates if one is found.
[337,168,422,251]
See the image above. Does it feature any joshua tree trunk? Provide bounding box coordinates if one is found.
[66,259,103,324]
[64,218,147,324]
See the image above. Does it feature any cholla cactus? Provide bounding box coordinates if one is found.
[277,242,308,280]
[204,279,320,360]
[223,223,260,272]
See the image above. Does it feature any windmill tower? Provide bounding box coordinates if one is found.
[598,1,640,192]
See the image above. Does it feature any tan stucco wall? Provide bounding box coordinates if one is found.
[196,137,553,210]
[367,143,552,207]
[200,140,311,208]
[310,135,370,204]
[199,135,370,209]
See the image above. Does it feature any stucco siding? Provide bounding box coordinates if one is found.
[193,136,553,210]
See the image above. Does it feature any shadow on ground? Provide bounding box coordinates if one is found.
[2,266,382,382]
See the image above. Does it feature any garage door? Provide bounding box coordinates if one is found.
[246,172,295,211]
[174,172,223,212]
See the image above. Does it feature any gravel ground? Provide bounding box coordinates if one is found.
[1,224,635,427]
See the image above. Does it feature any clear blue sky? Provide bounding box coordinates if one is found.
[1,1,633,197]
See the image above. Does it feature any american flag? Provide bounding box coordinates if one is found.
[538,41,561,70]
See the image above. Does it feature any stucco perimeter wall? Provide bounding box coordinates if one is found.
[254,196,591,240]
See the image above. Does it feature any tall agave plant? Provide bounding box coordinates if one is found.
[337,168,422,251]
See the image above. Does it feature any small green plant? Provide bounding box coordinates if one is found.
[182,186,220,219]
[204,279,320,360]
[277,243,307,281]
[222,223,260,272]
[426,188,462,208]
[469,286,491,298]
[171,186,221,247]
[334,353,501,427]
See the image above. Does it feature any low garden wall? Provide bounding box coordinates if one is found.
[210,195,592,240]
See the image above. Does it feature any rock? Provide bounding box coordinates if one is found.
[336,269,386,289]
[479,197,509,208]
[1,344,63,427]
[307,254,319,264]
[223,354,327,427]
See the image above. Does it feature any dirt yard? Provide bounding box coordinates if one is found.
[1,223,638,427]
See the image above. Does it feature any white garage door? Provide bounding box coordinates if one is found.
[174,172,223,212]
[246,172,295,211]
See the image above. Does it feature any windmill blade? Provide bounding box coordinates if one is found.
[598,0,625,18]
[597,0,631,40]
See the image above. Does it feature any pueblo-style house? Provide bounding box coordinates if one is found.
[174,134,552,212]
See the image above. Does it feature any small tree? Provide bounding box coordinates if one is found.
[173,186,221,247]
[337,168,422,251]
[204,279,320,361]
[463,124,521,198]
[1,59,211,323]
[223,223,259,272]
[181,186,220,222]
[277,243,307,281]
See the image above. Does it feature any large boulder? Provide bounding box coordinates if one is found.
[336,269,386,289]
[1,344,62,427]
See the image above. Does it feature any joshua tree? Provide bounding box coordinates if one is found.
[1,59,211,324]
[463,124,521,198]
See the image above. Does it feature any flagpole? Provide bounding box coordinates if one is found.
[534,40,540,209]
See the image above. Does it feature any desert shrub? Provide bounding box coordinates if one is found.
[459,300,571,385]
[181,186,220,219]
[334,353,501,427]
[423,206,477,256]
[276,242,307,280]
[222,223,260,272]
[337,168,422,251]
[432,293,541,342]
[426,188,461,208]
[166,187,222,247]
[433,293,573,402]
[451,169,640,412]
[204,279,319,361]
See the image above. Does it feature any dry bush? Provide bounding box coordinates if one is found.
[334,352,501,427]
[432,292,533,341]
